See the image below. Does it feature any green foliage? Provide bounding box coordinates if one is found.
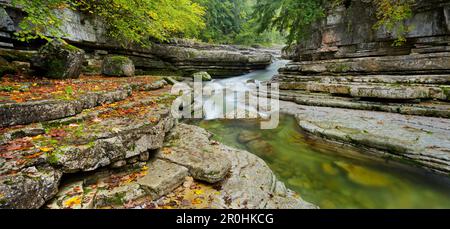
[253,0,325,46]
[373,0,414,46]
[194,0,284,46]
[11,0,205,46]
[11,0,72,42]
[11,0,416,47]
[253,0,415,46]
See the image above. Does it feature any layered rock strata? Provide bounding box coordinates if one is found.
[45,124,316,209]
[0,2,272,78]
[0,75,313,209]
[273,0,450,118]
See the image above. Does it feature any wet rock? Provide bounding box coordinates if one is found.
[192,71,211,81]
[0,166,62,209]
[102,56,135,77]
[31,40,85,79]
[158,124,231,183]
[335,161,391,187]
[237,130,262,143]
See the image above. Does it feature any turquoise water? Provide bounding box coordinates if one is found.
[188,115,450,209]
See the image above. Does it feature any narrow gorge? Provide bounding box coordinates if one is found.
[0,0,450,210]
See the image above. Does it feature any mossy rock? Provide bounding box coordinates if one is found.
[102,55,135,77]
[31,40,85,79]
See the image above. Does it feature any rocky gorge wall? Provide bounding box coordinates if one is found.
[273,0,450,119]
[0,1,272,78]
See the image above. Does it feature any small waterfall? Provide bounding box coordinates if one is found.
[200,59,289,120]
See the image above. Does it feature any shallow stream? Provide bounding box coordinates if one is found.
[187,58,450,209]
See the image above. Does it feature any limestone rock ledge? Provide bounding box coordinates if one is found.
[272,0,450,118]
[280,101,450,175]
[0,3,272,78]
[44,124,316,209]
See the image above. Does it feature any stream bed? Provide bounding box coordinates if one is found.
[188,115,450,209]
[186,58,450,209]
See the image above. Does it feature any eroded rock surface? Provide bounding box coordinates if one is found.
[45,124,316,209]
[157,124,231,183]
[271,0,450,118]
[0,166,62,209]
[0,77,176,208]
[280,101,450,175]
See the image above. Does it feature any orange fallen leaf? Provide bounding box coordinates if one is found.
[24,152,43,159]
[192,198,203,205]
[162,148,171,155]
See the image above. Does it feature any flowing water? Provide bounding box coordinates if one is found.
[187,59,450,209]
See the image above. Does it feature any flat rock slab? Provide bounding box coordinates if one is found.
[157,124,232,183]
[0,86,176,209]
[275,90,450,118]
[47,159,188,209]
[0,75,168,128]
[280,101,450,175]
[136,159,189,200]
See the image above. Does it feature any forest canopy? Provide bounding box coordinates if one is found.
[12,0,416,47]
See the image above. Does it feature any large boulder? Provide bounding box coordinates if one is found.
[102,56,135,77]
[31,40,85,79]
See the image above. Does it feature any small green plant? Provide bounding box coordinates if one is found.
[0,86,14,92]
[65,86,74,96]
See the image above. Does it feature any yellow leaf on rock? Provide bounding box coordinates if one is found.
[32,135,43,141]
[193,190,204,195]
[39,147,54,152]
[64,196,81,207]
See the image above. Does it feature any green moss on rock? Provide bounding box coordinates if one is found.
[102,55,135,77]
[31,40,85,79]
